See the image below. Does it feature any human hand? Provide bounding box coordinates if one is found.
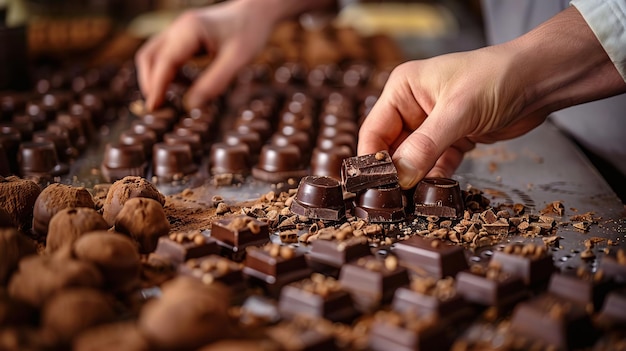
[358,6,626,189]
[135,0,277,111]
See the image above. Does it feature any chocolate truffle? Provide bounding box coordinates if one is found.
[8,247,103,307]
[0,290,36,326]
[41,288,116,344]
[33,183,95,236]
[102,176,165,226]
[114,197,170,254]
[73,321,150,351]
[0,228,36,285]
[0,208,12,228]
[0,176,41,231]
[138,277,234,350]
[73,231,140,292]
[46,208,109,253]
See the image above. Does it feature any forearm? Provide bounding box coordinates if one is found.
[502,6,626,116]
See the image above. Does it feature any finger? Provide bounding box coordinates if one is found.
[392,105,466,189]
[425,138,475,178]
[145,57,180,111]
[135,36,164,101]
[184,40,250,109]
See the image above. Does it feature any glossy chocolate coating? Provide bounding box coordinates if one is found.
[223,131,262,152]
[310,146,353,180]
[164,132,203,163]
[32,131,75,162]
[175,118,212,144]
[119,129,157,157]
[235,119,272,141]
[56,114,87,150]
[354,184,406,222]
[101,143,147,182]
[456,270,527,308]
[243,245,311,296]
[290,176,345,220]
[0,125,21,173]
[155,235,220,265]
[548,273,614,312]
[270,131,311,157]
[17,141,68,177]
[413,177,464,218]
[209,142,249,176]
[278,278,357,323]
[341,151,397,193]
[152,143,198,179]
[252,144,307,183]
[393,236,468,279]
[132,120,168,140]
[491,245,555,287]
[308,237,372,272]
[392,285,473,323]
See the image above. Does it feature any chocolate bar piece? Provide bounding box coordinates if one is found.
[595,288,626,328]
[155,232,220,265]
[548,272,614,312]
[510,294,599,350]
[368,311,450,351]
[278,274,358,323]
[393,237,468,279]
[243,244,311,296]
[307,237,372,274]
[341,151,398,193]
[456,265,527,309]
[339,256,409,312]
[599,249,626,283]
[178,255,245,303]
[211,215,270,252]
[491,243,554,287]
[392,277,474,323]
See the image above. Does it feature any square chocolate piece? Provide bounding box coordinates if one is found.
[341,151,398,193]
[211,215,269,252]
[155,232,220,265]
[548,272,614,312]
[243,244,312,296]
[456,268,527,309]
[491,243,554,287]
[308,237,372,272]
[393,237,468,279]
[368,312,450,351]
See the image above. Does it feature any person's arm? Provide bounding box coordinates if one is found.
[135,0,335,111]
[358,5,626,189]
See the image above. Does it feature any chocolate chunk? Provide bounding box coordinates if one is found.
[289,176,345,221]
[155,232,220,265]
[393,236,468,279]
[456,265,527,309]
[152,142,198,180]
[101,142,147,182]
[73,231,141,292]
[341,150,398,193]
[491,243,554,287]
[510,294,599,350]
[278,274,358,323]
[32,130,76,162]
[114,197,170,254]
[164,132,203,163]
[46,207,109,253]
[32,183,95,236]
[595,288,626,328]
[119,129,157,157]
[307,236,372,274]
[599,249,626,284]
[353,184,406,222]
[339,256,410,312]
[414,177,464,218]
[368,312,449,351]
[243,244,311,296]
[211,215,270,252]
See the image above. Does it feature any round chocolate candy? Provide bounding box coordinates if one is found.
[413,177,464,219]
[354,184,406,222]
[209,142,249,176]
[56,114,88,150]
[17,141,69,178]
[235,119,272,140]
[252,144,307,183]
[131,120,168,140]
[175,118,212,144]
[310,146,353,180]
[101,143,147,182]
[32,130,76,162]
[279,111,313,131]
[290,176,345,221]
[317,133,357,154]
[152,143,198,180]
[224,131,262,152]
[164,132,202,163]
[270,131,311,157]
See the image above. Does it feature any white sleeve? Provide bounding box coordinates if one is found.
[571,0,626,81]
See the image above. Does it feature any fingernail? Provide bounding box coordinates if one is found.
[395,158,418,189]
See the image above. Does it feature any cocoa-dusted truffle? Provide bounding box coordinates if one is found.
[33,183,95,236]
[114,198,170,254]
[73,231,140,292]
[0,290,37,326]
[46,208,109,253]
[0,208,13,228]
[138,277,234,350]
[73,321,150,351]
[0,228,36,285]
[102,176,165,226]
[8,247,103,307]
[41,288,116,345]
[0,176,41,231]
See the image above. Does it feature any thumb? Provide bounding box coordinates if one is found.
[392,106,465,188]
[184,41,249,109]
